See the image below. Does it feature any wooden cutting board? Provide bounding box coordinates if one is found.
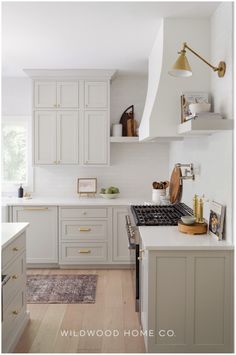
[169,166,182,204]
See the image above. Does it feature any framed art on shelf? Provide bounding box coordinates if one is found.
[77,178,97,197]
[181,91,209,123]
[208,201,226,240]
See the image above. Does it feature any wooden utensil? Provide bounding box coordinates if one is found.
[169,166,182,204]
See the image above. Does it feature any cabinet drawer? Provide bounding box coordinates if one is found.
[2,252,26,310]
[61,220,107,241]
[61,242,107,263]
[2,289,26,342]
[60,208,107,219]
[2,233,26,268]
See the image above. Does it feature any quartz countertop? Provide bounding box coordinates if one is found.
[139,226,234,251]
[3,196,146,206]
[2,222,29,249]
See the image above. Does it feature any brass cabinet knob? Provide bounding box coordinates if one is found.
[12,247,19,252]
[137,256,142,261]
[139,248,145,253]
[12,274,18,280]
[82,211,87,215]
[12,310,19,315]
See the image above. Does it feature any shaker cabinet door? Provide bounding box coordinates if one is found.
[83,111,109,165]
[34,81,57,108]
[84,81,108,108]
[34,111,57,164]
[12,207,58,264]
[57,111,79,164]
[57,82,79,108]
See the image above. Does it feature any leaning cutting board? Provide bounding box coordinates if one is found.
[169,166,182,204]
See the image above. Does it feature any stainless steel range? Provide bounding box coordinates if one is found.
[126,203,193,313]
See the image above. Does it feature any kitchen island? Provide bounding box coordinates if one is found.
[138,225,234,353]
[2,223,29,353]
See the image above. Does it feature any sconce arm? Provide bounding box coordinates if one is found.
[182,42,219,72]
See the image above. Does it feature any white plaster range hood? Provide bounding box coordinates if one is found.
[139,18,211,141]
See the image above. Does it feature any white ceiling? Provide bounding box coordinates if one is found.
[2,2,220,77]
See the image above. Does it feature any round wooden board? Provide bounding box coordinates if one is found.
[169,166,182,204]
[178,221,208,235]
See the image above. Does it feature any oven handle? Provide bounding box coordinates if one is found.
[125,215,136,250]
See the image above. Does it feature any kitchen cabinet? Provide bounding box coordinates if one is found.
[12,207,58,264]
[112,207,135,263]
[34,111,57,164]
[34,81,79,108]
[34,111,79,165]
[57,111,79,164]
[85,81,108,108]
[83,110,109,165]
[59,207,111,265]
[140,249,233,353]
[2,225,29,353]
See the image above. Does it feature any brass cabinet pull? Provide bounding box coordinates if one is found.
[12,247,19,252]
[79,249,91,254]
[139,249,145,253]
[79,228,91,232]
[12,310,19,315]
[23,207,48,211]
[138,256,142,261]
[12,274,18,280]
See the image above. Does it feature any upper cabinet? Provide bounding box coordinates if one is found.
[83,111,109,166]
[85,81,108,108]
[35,81,57,108]
[34,81,79,109]
[26,70,115,166]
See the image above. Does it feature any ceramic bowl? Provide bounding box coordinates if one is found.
[181,215,196,225]
[189,103,211,115]
[100,193,120,199]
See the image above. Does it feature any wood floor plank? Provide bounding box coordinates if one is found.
[13,268,145,353]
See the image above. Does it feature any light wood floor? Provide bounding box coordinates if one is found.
[14,269,145,353]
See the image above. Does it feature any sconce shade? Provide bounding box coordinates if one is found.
[169,52,192,77]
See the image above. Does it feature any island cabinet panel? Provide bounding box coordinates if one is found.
[142,250,234,353]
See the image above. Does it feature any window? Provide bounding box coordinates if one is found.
[1,116,33,194]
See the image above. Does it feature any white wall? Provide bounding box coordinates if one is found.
[2,75,169,199]
[169,2,233,242]
[34,143,169,199]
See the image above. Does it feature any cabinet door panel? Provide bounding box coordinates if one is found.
[12,207,58,263]
[57,82,79,108]
[112,208,134,263]
[34,111,57,164]
[57,111,79,164]
[85,81,108,108]
[83,111,109,165]
[34,81,57,108]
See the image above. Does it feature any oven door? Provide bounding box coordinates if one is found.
[125,215,140,313]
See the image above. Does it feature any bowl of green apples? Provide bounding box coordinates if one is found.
[100,186,120,199]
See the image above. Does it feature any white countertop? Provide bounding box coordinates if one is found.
[2,222,29,249]
[3,196,146,206]
[139,226,234,250]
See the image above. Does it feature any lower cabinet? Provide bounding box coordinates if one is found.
[112,207,135,264]
[2,231,29,353]
[140,249,234,353]
[10,205,134,266]
[12,206,58,264]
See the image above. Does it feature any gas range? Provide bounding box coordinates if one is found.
[131,203,193,226]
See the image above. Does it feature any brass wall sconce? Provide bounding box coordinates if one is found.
[169,42,226,78]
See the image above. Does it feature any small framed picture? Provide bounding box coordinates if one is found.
[77,178,97,195]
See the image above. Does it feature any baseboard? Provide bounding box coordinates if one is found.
[27,263,135,269]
